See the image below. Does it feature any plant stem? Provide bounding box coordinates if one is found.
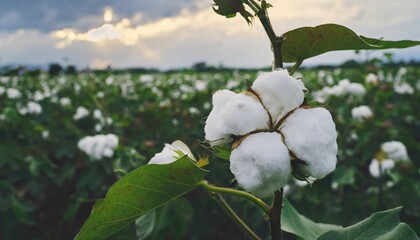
[212,192,261,240]
[288,60,303,75]
[268,189,283,240]
[200,180,270,214]
[256,1,283,69]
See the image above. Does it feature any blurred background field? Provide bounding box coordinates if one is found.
[0,59,419,239]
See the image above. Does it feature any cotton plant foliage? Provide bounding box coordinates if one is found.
[205,69,338,197]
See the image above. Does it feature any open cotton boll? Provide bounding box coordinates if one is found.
[281,108,337,179]
[351,105,373,120]
[251,69,306,122]
[78,134,119,160]
[204,90,236,146]
[220,93,269,136]
[381,141,409,161]
[149,140,195,165]
[369,159,395,178]
[230,132,291,197]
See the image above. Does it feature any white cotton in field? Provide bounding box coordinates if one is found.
[204,90,236,146]
[251,69,305,121]
[381,141,409,161]
[93,109,103,120]
[77,134,119,160]
[351,105,373,120]
[220,93,269,136]
[281,108,337,179]
[229,132,291,197]
[60,97,71,107]
[148,140,195,165]
[365,73,378,85]
[369,158,395,178]
[394,82,414,94]
[73,106,90,120]
[6,88,21,99]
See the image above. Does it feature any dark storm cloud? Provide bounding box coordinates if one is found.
[0,0,203,32]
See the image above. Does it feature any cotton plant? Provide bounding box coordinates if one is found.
[75,1,420,240]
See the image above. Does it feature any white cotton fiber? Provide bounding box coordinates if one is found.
[220,93,269,136]
[381,141,409,161]
[148,140,195,165]
[280,108,337,179]
[351,105,373,121]
[369,158,395,178]
[251,69,305,122]
[230,132,291,197]
[204,90,236,146]
[78,134,119,160]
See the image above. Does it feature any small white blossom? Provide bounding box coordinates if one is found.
[394,82,414,94]
[60,97,71,107]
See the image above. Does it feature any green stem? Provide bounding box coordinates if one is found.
[257,1,283,69]
[200,180,270,214]
[288,60,303,75]
[268,189,283,240]
[244,0,262,13]
[212,192,261,240]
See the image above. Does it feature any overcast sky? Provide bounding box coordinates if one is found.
[0,0,419,69]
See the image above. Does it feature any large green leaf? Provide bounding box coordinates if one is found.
[282,198,342,239]
[74,156,207,240]
[317,207,419,240]
[281,24,420,63]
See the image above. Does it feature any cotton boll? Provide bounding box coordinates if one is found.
[204,90,236,146]
[105,134,119,148]
[78,134,119,160]
[148,140,195,165]
[381,141,409,161]
[281,108,337,179]
[394,82,414,94]
[230,132,292,197]
[365,73,378,85]
[6,88,21,99]
[369,159,395,178]
[102,147,114,158]
[60,97,71,107]
[73,106,89,120]
[251,69,305,121]
[220,93,269,136]
[351,105,373,121]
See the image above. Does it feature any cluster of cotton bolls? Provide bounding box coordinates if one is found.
[77,134,119,160]
[369,141,409,178]
[351,105,373,121]
[18,101,43,115]
[93,109,113,132]
[312,79,366,103]
[204,69,338,197]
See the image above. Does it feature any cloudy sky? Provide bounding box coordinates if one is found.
[0,0,419,69]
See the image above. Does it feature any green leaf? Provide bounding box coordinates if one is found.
[332,166,356,185]
[135,211,155,239]
[282,198,342,239]
[281,24,420,63]
[74,156,207,240]
[317,207,419,240]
